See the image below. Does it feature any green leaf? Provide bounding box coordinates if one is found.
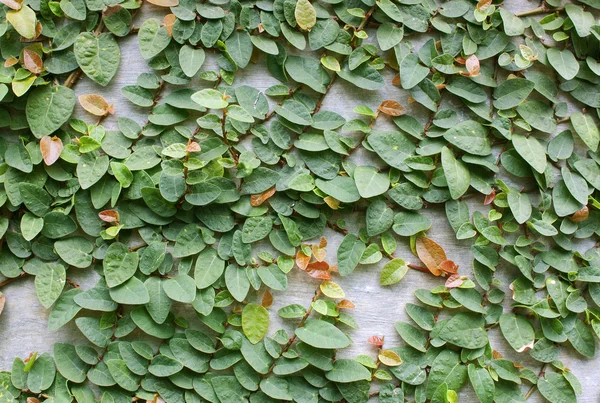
[353,166,390,198]
[195,248,225,289]
[242,303,270,344]
[54,237,93,268]
[443,121,491,156]
[511,134,546,174]
[439,312,488,349]
[493,78,535,110]
[74,33,120,86]
[366,199,394,236]
[27,353,56,393]
[285,56,329,94]
[20,212,43,241]
[35,263,66,309]
[226,30,253,69]
[26,86,76,138]
[103,242,139,288]
[54,343,89,383]
[138,18,171,59]
[77,152,109,189]
[507,191,531,224]
[163,274,196,303]
[399,54,429,89]
[315,176,361,203]
[380,258,409,286]
[337,234,366,276]
[225,264,250,302]
[295,319,351,349]
[441,146,470,199]
[179,45,205,78]
[538,372,577,403]
[547,48,579,80]
[570,112,599,152]
[499,313,535,352]
[326,359,371,383]
[338,60,384,90]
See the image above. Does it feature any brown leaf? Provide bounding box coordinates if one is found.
[318,236,327,248]
[492,350,503,359]
[186,141,201,152]
[368,335,384,347]
[305,261,331,280]
[0,292,5,316]
[337,299,355,309]
[79,94,112,116]
[415,236,447,276]
[163,13,177,36]
[476,0,492,11]
[99,209,120,223]
[147,0,178,6]
[40,136,63,166]
[103,4,122,17]
[27,398,40,403]
[445,274,463,289]
[483,189,496,205]
[378,100,406,117]
[261,290,273,308]
[23,49,43,74]
[439,259,458,275]
[250,186,276,206]
[0,0,22,10]
[392,74,401,86]
[465,54,480,77]
[295,250,310,271]
[570,206,589,222]
[4,57,18,67]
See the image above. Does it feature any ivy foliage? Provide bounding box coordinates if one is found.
[0,0,600,402]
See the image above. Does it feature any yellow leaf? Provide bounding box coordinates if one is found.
[6,5,36,39]
[378,350,402,367]
[295,0,316,31]
[320,280,345,298]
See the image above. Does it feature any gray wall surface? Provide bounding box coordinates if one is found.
[1,0,598,401]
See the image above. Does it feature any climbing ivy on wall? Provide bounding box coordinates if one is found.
[1,0,600,401]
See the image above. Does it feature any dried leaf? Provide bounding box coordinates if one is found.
[392,74,401,86]
[319,236,327,248]
[378,350,402,366]
[23,48,43,74]
[445,274,463,288]
[368,335,384,347]
[163,13,177,36]
[570,206,589,222]
[476,0,492,11]
[306,261,331,279]
[323,196,340,210]
[0,292,5,316]
[378,100,406,117]
[295,250,310,270]
[464,54,480,77]
[4,57,18,67]
[0,0,22,10]
[337,299,355,309]
[311,245,326,262]
[250,186,276,206]
[483,189,496,205]
[439,260,458,275]
[186,141,200,152]
[40,136,63,166]
[261,290,273,308]
[99,209,120,223]
[415,236,447,276]
[79,94,112,116]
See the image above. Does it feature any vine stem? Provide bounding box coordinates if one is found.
[0,272,29,289]
[407,263,430,274]
[265,286,322,376]
[525,363,548,400]
[515,4,563,17]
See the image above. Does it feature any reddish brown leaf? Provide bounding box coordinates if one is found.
[163,13,177,36]
[295,251,310,271]
[483,189,496,205]
[0,292,5,316]
[186,141,201,152]
[0,0,22,10]
[392,74,400,86]
[27,398,40,403]
[337,299,355,309]
[307,261,329,271]
[261,290,273,308]
[570,206,589,222]
[378,100,406,117]
[439,260,458,275]
[79,94,112,116]
[415,236,447,276]
[23,49,43,74]
[305,268,331,280]
[476,0,492,10]
[250,186,276,206]
[368,335,384,347]
[99,209,120,223]
[40,136,63,166]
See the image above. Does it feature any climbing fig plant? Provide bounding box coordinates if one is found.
[1,0,600,401]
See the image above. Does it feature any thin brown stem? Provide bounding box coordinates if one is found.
[0,272,29,289]
[408,263,430,274]
[525,363,548,400]
[515,4,563,17]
